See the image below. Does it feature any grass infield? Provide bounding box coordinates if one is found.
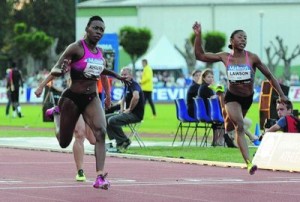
[1,102,298,163]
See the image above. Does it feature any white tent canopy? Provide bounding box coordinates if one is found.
[129,35,188,71]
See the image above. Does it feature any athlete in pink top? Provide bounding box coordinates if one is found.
[35,16,129,189]
[70,39,105,80]
[192,22,288,175]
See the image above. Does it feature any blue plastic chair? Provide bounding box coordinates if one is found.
[172,98,199,146]
[194,97,213,147]
[208,97,224,123]
[208,97,226,146]
[194,97,212,123]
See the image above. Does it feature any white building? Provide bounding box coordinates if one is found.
[76,0,300,67]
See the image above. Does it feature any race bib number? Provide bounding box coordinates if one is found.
[83,58,105,79]
[227,65,252,84]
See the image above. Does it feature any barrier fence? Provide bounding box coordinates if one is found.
[0,86,300,104]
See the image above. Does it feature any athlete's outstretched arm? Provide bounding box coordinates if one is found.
[253,53,288,102]
[193,21,224,63]
[34,74,56,97]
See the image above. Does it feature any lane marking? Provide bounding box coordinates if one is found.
[1,178,300,190]
[0,180,22,183]
[0,161,94,165]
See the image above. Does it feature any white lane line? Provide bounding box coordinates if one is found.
[1,178,300,190]
[0,180,22,183]
[0,161,93,165]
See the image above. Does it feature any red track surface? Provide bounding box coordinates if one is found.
[1,148,300,202]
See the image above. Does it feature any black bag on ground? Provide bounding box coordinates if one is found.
[212,124,225,146]
[224,133,236,148]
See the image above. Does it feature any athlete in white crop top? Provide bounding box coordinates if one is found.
[193,21,288,175]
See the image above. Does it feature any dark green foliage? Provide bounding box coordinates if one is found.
[27,31,53,59]
[0,0,74,76]
[190,31,226,53]
[12,23,53,60]
[0,0,11,48]
[119,26,152,73]
[13,22,27,35]
[190,30,226,68]
[203,31,226,53]
[11,0,75,54]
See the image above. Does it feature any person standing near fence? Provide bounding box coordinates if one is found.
[5,68,12,117]
[141,59,156,118]
[9,62,24,118]
[192,21,288,175]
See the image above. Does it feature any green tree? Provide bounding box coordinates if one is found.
[0,0,13,76]
[13,23,53,57]
[0,1,11,49]
[11,0,75,54]
[1,0,74,75]
[190,31,226,68]
[10,23,53,75]
[119,26,152,75]
[203,31,226,53]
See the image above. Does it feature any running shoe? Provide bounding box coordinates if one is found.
[17,112,23,118]
[45,106,59,119]
[122,139,131,149]
[76,169,86,182]
[247,161,258,175]
[116,139,131,151]
[93,173,110,190]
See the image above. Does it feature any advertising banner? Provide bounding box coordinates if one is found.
[0,86,299,104]
[288,86,300,102]
[98,33,119,72]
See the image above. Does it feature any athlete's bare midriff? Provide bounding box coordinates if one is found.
[70,80,97,94]
[228,83,253,96]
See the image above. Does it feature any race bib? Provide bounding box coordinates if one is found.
[83,58,105,79]
[227,65,252,84]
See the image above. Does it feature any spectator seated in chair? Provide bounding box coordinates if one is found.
[105,67,145,151]
[260,99,300,140]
